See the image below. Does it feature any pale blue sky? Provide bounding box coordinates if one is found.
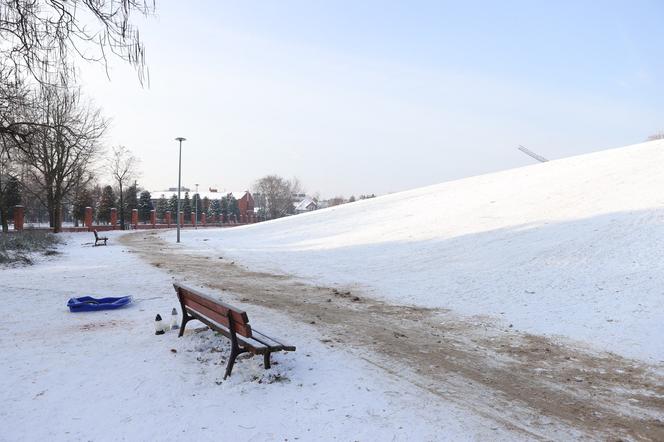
[80,1,664,197]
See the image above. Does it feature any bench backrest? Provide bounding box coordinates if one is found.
[173,283,252,338]
[93,230,99,239]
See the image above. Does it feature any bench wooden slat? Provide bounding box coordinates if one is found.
[251,329,295,352]
[184,300,253,338]
[176,284,249,327]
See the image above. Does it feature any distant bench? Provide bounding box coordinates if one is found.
[173,282,296,378]
[93,230,108,246]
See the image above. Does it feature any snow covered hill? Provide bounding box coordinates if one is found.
[177,140,664,362]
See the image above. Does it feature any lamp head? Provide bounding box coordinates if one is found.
[175,137,186,142]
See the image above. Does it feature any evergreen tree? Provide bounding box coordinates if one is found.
[192,193,202,218]
[228,195,239,220]
[182,191,192,218]
[73,187,94,225]
[202,196,210,217]
[168,194,178,214]
[97,185,116,224]
[137,190,153,223]
[220,196,228,219]
[124,183,139,215]
[156,195,168,220]
[5,176,21,220]
[209,198,220,218]
[90,184,103,221]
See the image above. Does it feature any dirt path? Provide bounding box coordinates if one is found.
[122,231,664,441]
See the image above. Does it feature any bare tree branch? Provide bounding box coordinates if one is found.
[0,0,155,86]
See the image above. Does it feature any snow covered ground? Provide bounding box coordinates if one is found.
[0,231,517,441]
[3,140,663,440]
[167,140,664,363]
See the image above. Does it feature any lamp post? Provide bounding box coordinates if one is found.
[194,183,199,229]
[175,137,186,243]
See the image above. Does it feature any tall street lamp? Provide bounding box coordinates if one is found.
[175,137,186,243]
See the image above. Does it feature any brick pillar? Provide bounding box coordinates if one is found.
[201,212,206,226]
[131,209,138,227]
[13,205,24,231]
[84,207,93,229]
[190,212,196,226]
[110,208,117,229]
[179,212,184,226]
[165,211,171,227]
[150,209,156,227]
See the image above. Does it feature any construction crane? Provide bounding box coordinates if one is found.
[517,145,549,163]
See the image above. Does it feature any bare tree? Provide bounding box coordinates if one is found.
[0,65,35,141]
[0,1,154,85]
[17,86,107,232]
[109,145,139,230]
[328,196,346,207]
[0,68,27,231]
[0,151,21,232]
[253,175,302,220]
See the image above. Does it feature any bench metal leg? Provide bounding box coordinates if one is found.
[224,347,247,379]
[178,312,192,338]
[263,352,271,370]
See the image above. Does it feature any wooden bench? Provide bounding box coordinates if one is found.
[93,230,108,246]
[173,282,296,378]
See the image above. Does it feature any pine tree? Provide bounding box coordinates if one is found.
[192,193,202,218]
[97,185,116,224]
[138,190,153,223]
[90,184,103,221]
[156,195,168,220]
[73,187,94,225]
[208,198,219,220]
[182,192,192,218]
[6,176,21,221]
[220,196,229,221]
[201,196,210,216]
[228,195,239,220]
[124,183,139,215]
[168,194,178,214]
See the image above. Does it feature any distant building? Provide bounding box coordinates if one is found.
[236,191,255,218]
[294,196,318,213]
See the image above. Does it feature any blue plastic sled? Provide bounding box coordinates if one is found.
[67,296,133,312]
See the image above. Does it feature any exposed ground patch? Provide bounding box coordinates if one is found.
[122,231,664,441]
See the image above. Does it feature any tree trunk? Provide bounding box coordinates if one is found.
[119,184,125,230]
[53,204,63,233]
[47,194,55,228]
[0,205,8,233]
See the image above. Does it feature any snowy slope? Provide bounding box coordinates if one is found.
[175,140,664,363]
